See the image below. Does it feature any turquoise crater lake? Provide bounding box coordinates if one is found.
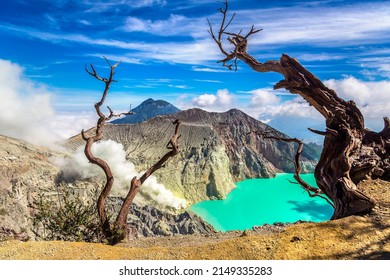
[189,173,333,231]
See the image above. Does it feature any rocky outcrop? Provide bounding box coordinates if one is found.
[65,108,321,205]
[109,198,215,237]
[0,135,64,240]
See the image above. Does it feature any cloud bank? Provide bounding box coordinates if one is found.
[191,89,235,112]
[325,77,390,131]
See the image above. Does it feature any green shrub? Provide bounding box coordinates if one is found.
[31,188,105,243]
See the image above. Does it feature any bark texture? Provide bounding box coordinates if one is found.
[82,58,181,244]
[209,1,390,219]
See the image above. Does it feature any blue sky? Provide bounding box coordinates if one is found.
[1,0,390,145]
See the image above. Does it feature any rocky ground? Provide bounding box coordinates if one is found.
[115,201,216,237]
[0,178,388,260]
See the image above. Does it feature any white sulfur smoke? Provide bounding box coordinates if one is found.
[0,59,58,146]
[0,59,97,147]
[52,140,186,209]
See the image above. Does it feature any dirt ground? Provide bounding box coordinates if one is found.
[0,179,388,260]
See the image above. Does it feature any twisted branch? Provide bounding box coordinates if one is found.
[251,130,334,207]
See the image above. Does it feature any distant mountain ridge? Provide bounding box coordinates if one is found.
[111,98,181,124]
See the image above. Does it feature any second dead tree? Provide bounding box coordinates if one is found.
[82,58,181,245]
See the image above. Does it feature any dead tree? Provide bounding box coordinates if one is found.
[209,1,390,219]
[82,58,181,244]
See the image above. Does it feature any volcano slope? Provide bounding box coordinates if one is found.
[65,108,320,206]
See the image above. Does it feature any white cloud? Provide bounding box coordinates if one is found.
[192,66,227,73]
[47,111,96,140]
[0,59,101,146]
[192,89,235,112]
[118,0,390,48]
[123,17,148,32]
[78,19,91,26]
[249,89,280,107]
[260,100,322,129]
[87,53,143,65]
[127,0,167,8]
[325,77,371,105]
[175,94,190,110]
[232,3,390,47]
[357,56,390,79]
[82,0,167,13]
[194,79,222,83]
[297,53,345,62]
[124,14,196,36]
[194,94,217,107]
[243,95,323,141]
[123,13,210,38]
[324,77,390,131]
[168,84,190,89]
[6,0,389,70]
[134,39,220,65]
[181,87,324,141]
[0,59,59,146]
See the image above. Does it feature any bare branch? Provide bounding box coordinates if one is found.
[85,64,104,82]
[81,129,89,141]
[244,25,263,39]
[106,106,134,121]
[308,127,338,137]
[253,130,334,207]
[208,1,283,74]
[218,1,236,40]
[140,119,181,183]
[308,128,328,136]
[207,1,238,70]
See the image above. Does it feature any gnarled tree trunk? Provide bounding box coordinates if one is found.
[209,1,390,219]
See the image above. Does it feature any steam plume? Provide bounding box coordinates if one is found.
[52,140,186,209]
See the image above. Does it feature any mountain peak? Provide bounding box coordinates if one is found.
[111,98,181,124]
[142,98,155,104]
[141,98,172,106]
